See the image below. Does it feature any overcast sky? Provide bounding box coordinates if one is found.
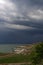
[0,0,43,44]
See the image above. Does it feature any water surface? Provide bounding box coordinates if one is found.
[0,44,23,53]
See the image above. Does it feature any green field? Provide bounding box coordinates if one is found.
[0,54,31,63]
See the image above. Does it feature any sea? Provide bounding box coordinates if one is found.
[0,44,24,53]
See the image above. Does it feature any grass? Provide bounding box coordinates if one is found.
[0,53,8,56]
[0,54,31,63]
[21,64,29,65]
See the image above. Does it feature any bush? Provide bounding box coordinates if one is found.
[31,42,43,65]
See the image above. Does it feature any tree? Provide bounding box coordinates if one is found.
[31,42,43,65]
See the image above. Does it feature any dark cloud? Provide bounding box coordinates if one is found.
[0,0,43,43]
[11,0,43,8]
[30,0,43,7]
[0,29,43,43]
[10,20,43,29]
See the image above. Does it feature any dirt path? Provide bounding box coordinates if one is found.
[0,53,15,58]
[0,62,31,65]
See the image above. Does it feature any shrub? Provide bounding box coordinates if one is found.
[31,42,43,65]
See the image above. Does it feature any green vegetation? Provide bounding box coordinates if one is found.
[21,64,29,65]
[0,42,43,65]
[31,42,43,65]
[0,54,30,63]
[0,53,7,56]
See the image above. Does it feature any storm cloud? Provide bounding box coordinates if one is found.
[0,0,43,43]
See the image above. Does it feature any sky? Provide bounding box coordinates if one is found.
[0,0,43,44]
